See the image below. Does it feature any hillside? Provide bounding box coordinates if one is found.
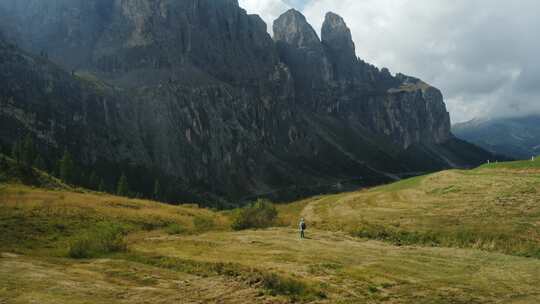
[2,159,540,303]
[453,116,540,160]
[0,0,497,205]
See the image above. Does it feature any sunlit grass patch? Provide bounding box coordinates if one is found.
[0,184,229,255]
[373,175,425,192]
[68,222,128,258]
[479,157,540,170]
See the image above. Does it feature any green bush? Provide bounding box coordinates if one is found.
[231,199,278,231]
[193,216,215,232]
[165,223,186,235]
[68,222,127,258]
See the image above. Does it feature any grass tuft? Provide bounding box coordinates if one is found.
[352,224,540,258]
[68,222,128,259]
[164,223,186,235]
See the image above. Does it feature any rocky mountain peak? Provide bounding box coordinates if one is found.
[322,12,356,59]
[0,0,481,205]
[273,9,321,49]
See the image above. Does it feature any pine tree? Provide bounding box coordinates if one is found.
[33,155,47,171]
[0,154,6,170]
[98,179,106,193]
[21,134,36,167]
[11,140,22,163]
[116,173,130,197]
[88,171,99,190]
[59,150,75,184]
[153,179,161,200]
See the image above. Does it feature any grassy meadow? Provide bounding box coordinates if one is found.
[1,157,540,303]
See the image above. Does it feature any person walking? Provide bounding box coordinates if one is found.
[299,218,307,239]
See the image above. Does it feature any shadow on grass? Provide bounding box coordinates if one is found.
[351,224,540,259]
[122,252,327,302]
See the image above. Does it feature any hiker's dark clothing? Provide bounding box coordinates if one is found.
[299,220,306,239]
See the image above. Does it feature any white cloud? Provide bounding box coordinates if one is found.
[238,0,290,34]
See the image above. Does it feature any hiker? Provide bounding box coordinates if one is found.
[299,218,307,239]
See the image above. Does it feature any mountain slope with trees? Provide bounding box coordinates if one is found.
[0,0,498,205]
[453,116,540,160]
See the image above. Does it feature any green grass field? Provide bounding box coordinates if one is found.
[1,158,540,303]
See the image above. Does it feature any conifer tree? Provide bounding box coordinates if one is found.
[0,154,6,170]
[21,134,36,167]
[98,179,106,193]
[11,140,22,163]
[153,179,161,200]
[88,171,99,190]
[59,149,75,184]
[116,173,130,197]
[33,155,47,171]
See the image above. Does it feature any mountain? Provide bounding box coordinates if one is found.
[0,0,495,205]
[453,116,540,160]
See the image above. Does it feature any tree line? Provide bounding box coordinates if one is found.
[5,135,166,201]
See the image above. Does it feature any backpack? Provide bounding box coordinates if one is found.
[301,222,306,230]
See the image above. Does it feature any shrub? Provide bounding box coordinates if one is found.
[231,199,278,231]
[68,236,94,259]
[165,223,186,235]
[193,216,215,232]
[68,222,127,258]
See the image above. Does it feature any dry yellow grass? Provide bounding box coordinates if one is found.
[0,253,282,304]
[0,183,229,255]
[1,162,540,303]
[279,168,540,257]
[131,228,540,303]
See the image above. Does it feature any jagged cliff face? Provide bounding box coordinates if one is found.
[0,0,486,203]
[0,34,147,164]
[273,10,451,148]
[0,0,278,86]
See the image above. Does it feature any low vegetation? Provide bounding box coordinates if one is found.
[125,253,325,301]
[0,183,229,256]
[164,223,186,235]
[1,159,540,303]
[0,154,67,189]
[479,155,540,169]
[352,224,540,258]
[231,199,278,230]
[278,165,540,259]
[68,222,128,258]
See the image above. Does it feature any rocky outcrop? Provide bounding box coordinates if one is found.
[0,35,146,164]
[273,9,451,149]
[0,0,492,204]
[273,9,321,49]
[321,12,357,79]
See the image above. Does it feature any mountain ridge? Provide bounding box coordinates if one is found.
[0,0,496,205]
[453,115,540,160]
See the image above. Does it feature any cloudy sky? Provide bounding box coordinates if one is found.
[239,0,540,123]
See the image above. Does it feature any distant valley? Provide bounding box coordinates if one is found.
[453,115,540,160]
